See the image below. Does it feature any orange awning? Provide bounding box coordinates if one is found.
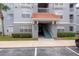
[32,13,60,21]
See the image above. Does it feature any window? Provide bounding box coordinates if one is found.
[69,14,74,19]
[20,24,32,32]
[20,29,23,32]
[20,29,32,32]
[69,14,74,23]
[8,14,14,17]
[22,14,30,18]
[57,29,64,32]
[24,29,32,32]
[59,3,63,5]
[69,26,73,31]
[70,4,74,12]
[55,3,58,5]
[7,29,9,32]
[15,6,17,8]
[76,7,79,9]
[21,6,31,9]
[55,8,63,10]
[38,3,48,8]
[38,3,48,12]
[70,4,74,8]
[54,3,63,6]
[60,15,63,19]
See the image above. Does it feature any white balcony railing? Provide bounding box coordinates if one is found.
[70,19,74,23]
[70,8,74,12]
[38,8,49,12]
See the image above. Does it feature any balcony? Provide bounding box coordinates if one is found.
[38,8,49,12]
[70,19,74,23]
[70,8,74,12]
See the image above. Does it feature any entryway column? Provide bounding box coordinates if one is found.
[52,21,57,39]
[32,21,38,38]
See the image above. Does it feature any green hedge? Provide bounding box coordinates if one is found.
[57,32,76,37]
[12,33,32,38]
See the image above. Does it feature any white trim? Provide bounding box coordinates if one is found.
[14,22,32,23]
[32,18,59,21]
[7,25,13,27]
[34,48,37,56]
[57,26,65,29]
[57,22,76,24]
[57,22,70,24]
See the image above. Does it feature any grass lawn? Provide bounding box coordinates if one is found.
[58,37,77,40]
[0,36,37,41]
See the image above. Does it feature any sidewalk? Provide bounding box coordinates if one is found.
[0,40,76,48]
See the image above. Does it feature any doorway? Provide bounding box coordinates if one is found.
[38,22,52,38]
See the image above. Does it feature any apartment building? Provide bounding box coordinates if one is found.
[75,4,79,32]
[2,3,78,38]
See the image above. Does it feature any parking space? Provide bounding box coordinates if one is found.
[37,47,79,56]
[0,48,35,56]
[0,47,78,56]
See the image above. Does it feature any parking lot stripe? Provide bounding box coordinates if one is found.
[34,48,37,56]
[66,47,79,56]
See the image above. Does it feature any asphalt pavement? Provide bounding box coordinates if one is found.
[0,46,78,56]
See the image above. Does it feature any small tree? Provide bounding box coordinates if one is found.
[0,3,10,36]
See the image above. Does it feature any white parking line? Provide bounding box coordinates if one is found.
[66,47,79,56]
[34,48,37,56]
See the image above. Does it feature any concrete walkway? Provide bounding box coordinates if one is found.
[0,40,76,48]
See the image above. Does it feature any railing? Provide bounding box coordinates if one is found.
[43,26,52,38]
[70,8,74,12]
[38,8,49,12]
[70,19,74,23]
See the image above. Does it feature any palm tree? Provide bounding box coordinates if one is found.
[0,3,10,36]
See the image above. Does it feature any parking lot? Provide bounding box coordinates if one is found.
[0,46,79,56]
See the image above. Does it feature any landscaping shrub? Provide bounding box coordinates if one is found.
[57,32,76,37]
[12,33,32,38]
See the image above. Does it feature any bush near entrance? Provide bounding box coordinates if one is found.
[12,33,32,38]
[57,32,76,37]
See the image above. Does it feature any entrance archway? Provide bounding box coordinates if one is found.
[38,21,52,38]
